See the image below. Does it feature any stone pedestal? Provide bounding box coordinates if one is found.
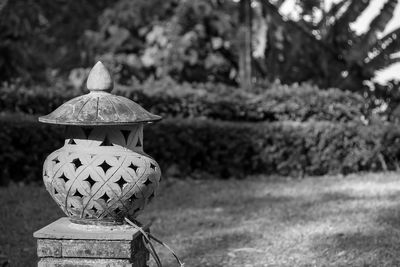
[33,218,149,267]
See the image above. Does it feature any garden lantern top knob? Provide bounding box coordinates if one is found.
[86,61,113,93]
[38,61,162,126]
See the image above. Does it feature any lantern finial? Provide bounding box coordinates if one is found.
[86,61,113,92]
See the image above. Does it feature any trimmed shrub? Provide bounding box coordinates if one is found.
[0,114,393,185]
[0,114,64,185]
[0,81,368,122]
[0,83,79,115]
[126,80,369,122]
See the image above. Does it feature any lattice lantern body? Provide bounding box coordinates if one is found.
[39,62,162,225]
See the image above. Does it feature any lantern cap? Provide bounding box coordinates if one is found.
[38,61,162,126]
[86,61,113,92]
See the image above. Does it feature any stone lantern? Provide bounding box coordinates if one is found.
[33,62,161,266]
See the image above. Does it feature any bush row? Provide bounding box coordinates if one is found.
[1,114,396,185]
[0,80,368,122]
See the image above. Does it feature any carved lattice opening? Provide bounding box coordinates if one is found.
[59,173,69,183]
[150,163,156,171]
[63,126,144,151]
[68,139,76,145]
[136,138,142,147]
[99,161,111,173]
[116,176,127,190]
[129,194,138,202]
[73,189,84,198]
[128,163,138,172]
[121,130,130,144]
[84,175,96,188]
[43,122,160,223]
[100,135,113,146]
[72,158,82,170]
[99,192,111,202]
[114,207,121,214]
[82,128,92,139]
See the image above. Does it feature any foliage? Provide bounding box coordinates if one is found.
[126,80,369,122]
[0,114,64,185]
[0,0,47,81]
[0,82,80,115]
[0,114,396,185]
[81,0,400,91]
[260,0,400,90]
[1,0,400,93]
[84,0,239,84]
[0,0,113,82]
[0,81,369,122]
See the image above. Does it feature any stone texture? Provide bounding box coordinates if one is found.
[37,239,133,258]
[86,61,114,92]
[34,218,149,267]
[34,218,148,240]
[38,258,137,267]
[38,61,161,126]
[37,239,62,257]
[41,127,161,224]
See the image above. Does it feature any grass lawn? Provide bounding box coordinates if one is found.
[2,172,400,266]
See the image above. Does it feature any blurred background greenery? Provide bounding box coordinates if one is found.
[2,0,400,184]
[2,0,400,90]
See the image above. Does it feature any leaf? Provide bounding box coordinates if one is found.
[366,54,400,73]
[368,28,400,57]
[334,0,370,28]
[369,0,398,33]
[347,0,398,63]
[318,0,349,30]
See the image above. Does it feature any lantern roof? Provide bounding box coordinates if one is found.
[39,61,161,126]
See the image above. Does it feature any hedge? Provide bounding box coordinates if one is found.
[0,113,395,185]
[0,80,368,122]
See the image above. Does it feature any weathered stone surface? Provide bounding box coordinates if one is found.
[38,62,161,126]
[38,258,138,267]
[63,240,131,258]
[34,218,149,240]
[37,239,134,258]
[37,239,62,257]
[34,218,149,267]
[86,61,114,92]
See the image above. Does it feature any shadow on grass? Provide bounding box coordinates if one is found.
[377,203,400,230]
[319,191,360,202]
[310,230,400,266]
[179,231,254,267]
[148,194,293,266]
[307,192,400,266]
[5,175,400,266]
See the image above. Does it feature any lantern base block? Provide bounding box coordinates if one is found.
[33,217,150,267]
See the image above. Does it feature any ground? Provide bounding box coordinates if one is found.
[2,172,400,266]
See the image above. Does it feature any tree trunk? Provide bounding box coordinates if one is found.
[238,0,252,90]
